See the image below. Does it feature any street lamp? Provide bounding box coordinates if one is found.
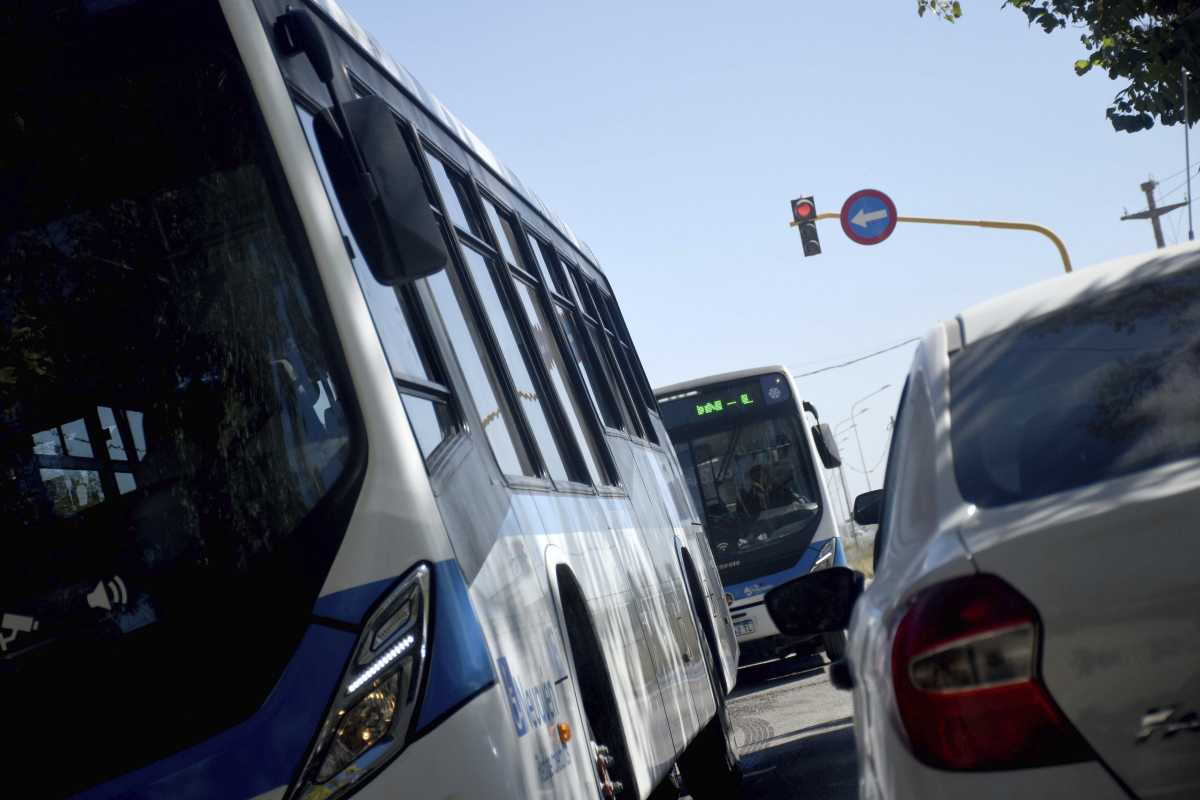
[851,384,891,492]
[833,413,862,440]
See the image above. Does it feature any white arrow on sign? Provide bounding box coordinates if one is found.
[851,207,889,228]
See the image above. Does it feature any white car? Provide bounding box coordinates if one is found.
[766,244,1200,799]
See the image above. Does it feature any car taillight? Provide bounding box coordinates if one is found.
[890,573,1093,771]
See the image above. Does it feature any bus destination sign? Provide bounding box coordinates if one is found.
[659,374,791,429]
[694,388,758,417]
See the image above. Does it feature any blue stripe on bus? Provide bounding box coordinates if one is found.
[75,559,495,799]
[74,624,354,800]
[724,539,830,601]
[833,536,848,567]
[416,560,496,731]
[312,574,395,623]
[313,561,495,730]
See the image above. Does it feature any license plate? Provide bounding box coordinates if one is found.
[734,619,756,637]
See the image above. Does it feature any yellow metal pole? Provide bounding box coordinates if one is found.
[794,212,1073,273]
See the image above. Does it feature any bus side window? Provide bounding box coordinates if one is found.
[562,264,626,432]
[293,99,457,460]
[506,236,617,486]
[416,149,536,478]
[583,278,657,443]
[598,286,660,443]
[420,147,583,484]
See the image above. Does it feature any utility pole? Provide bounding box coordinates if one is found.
[1122,179,1187,248]
[836,465,855,535]
[850,385,890,492]
[1185,67,1194,241]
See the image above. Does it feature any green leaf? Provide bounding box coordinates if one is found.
[952,1,962,18]
[1075,58,1093,75]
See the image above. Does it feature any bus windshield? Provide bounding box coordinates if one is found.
[0,2,357,794]
[660,375,823,583]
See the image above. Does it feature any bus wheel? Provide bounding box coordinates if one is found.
[559,569,637,798]
[678,619,742,799]
[823,630,847,663]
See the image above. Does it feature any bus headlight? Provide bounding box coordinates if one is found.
[811,538,837,571]
[291,564,431,800]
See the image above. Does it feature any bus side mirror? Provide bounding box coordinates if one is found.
[313,95,448,286]
[765,566,864,636]
[852,489,883,526]
[811,422,842,468]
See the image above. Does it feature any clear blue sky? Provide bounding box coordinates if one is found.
[339,0,1186,508]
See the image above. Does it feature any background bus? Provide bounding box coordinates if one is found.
[0,1,738,798]
[656,367,847,665]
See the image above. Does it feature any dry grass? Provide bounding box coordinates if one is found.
[842,528,877,579]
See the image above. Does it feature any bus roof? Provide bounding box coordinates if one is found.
[654,365,791,400]
[306,0,599,268]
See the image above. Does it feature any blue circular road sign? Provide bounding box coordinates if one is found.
[840,189,897,246]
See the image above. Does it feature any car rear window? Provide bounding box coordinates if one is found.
[950,257,1200,506]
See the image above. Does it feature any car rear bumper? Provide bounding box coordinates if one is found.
[860,706,1127,800]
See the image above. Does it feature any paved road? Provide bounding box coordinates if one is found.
[727,655,858,800]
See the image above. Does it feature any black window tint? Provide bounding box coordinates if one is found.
[555,306,623,429]
[513,280,606,484]
[459,247,569,481]
[950,260,1200,506]
[425,151,478,236]
[0,6,357,791]
[426,270,530,475]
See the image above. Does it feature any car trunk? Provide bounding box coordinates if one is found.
[963,467,1200,799]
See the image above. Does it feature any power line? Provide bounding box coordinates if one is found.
[1153,162,1195,185]
[844,448,888,475]
[792,337,921,378]
[1158,173,1191,201]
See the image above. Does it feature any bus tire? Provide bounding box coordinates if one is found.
[557,568,638,799]
[678,627,742,800]
[823,630,847,663]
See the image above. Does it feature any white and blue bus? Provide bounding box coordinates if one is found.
[656,367,848,666]
[0,2,740,798]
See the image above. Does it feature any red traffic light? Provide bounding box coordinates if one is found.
[790,195,821,256]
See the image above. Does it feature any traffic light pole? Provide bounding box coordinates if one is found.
[795,213,1073,273]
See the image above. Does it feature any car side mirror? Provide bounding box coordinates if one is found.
[852,489,883,526]
[313,96,449,285]
[811,422,842,469]
[764,566,865,636]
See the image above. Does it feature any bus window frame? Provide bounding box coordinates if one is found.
[472,186,618,489]
[319,61,649,486]
[290,87,462,464]
[422,139,599,490]
[508,230,621,487]
[579,277,657,443]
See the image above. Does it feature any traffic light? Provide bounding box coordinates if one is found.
[791,196,821,257]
